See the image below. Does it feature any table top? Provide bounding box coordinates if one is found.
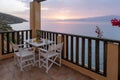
[25,38,53,47]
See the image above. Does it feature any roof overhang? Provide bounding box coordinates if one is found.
[34,0,46,3]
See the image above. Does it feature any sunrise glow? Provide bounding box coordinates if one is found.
[0,0,119,20]
[56,15,68,20]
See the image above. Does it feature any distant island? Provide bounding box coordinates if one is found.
[0,12,27,31]
[0,12,27,24]
[58,15,120,22]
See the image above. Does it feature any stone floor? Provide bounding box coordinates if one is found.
[0,58,94,80]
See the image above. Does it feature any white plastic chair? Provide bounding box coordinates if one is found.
[38,42,63,73]
[10,42,35,71]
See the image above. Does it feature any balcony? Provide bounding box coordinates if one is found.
[0,58,93,80]
[0,29,120,80]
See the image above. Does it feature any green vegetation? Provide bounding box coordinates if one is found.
[0,23,13,31]
[0,12,27,31]
[0,12,27,24]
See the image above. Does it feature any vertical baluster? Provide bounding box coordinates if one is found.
[66,35,69,60]
[41,31,43,38]
[118,43,120,80]
[88,38,92,69]
[61,34,64,59]
[43,31,45,39]
[26,31,28,40]
[6,32,10,54]
[71,36,73,62]
[50,33,51,40]
[40,30,42,39]
[56,34,58,44]
[11,32,15,52]
[44,32,46,39]
[21,31,24,45]
[82,37,85,67]
[29,30,32,47]
[1,33,4,55]
[103,41,107,76]
[17,32,20,44]
[12,32,15,43]
[47,32,49,39]
[30,30,32,39]
[95,40,100,73]
[76,36,79,65]
[53,33,55,42]
[26,31,28,48]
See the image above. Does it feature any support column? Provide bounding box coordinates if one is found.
[64,35,66,58]
[0,34,14,60]
[30,1,41,38]
[0,34,2,59]
[107,43,118,80]
[57,34,62,43]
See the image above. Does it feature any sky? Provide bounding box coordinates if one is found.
[0,0,120,20]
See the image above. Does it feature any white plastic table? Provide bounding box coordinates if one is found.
[25,38,53,47]
[24,38,53,64]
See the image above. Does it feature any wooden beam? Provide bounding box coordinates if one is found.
[30,1,40,38]
[34,0,46,3]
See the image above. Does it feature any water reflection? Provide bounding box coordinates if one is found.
[10,21,120,40]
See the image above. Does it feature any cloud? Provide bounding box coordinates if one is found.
[0,0,120,20]
[0,0,29,13]
[21,0,32,3]
[41,7,49,11]
[11,10,30,20]
[41,0,120,19]
[20,0,32,7]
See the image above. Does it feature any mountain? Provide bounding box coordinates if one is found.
[0,12,27,24]
[63,15,120,22]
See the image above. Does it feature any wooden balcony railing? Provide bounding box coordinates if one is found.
[38,30,120,80]
[0,30,32,55]
[0,29,119,80]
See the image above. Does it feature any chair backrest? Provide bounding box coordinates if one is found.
[48,44,56,52]
[48,42,63,53]
[56,42,63,53]
[10,41,19,52]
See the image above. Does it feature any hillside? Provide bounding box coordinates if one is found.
[0,23,13,31]
[0,12,27,24]
[63,15,120,22]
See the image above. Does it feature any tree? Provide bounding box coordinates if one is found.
[0,23,13,31]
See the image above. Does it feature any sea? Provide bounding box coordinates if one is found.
[10,21,120,40]
[10,21,120,71]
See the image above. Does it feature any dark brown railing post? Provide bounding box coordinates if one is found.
[103,41,107,76]
[0,33,2,58]
[82,37,85,67]
[71,36,73,62]
[76,37,79,65]
[88,38,92,69]
[17,32,20,44]
[107,43,118,80]
[39,30,120,80]
[66,35,69,60]
[0,30,32,55]
[118,43,120,80]
[63,35,67,59]
[1,33,4,55]
[95,40,100,73]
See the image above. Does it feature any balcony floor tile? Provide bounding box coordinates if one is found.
[0,58,94,80]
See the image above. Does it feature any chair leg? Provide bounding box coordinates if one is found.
[59,54,61,66]
[16,57,19,67]
[14,55,17,65]
[39,53,41,68]
[46,58,49,73]
[20,64,23,71]
[32,55,35,66]
[19,58,23,71]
